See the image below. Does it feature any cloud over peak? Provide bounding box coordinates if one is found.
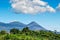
[10,0,55,14]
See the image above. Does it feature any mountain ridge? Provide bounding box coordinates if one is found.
[0,21,46,31]
[27,21,46,30]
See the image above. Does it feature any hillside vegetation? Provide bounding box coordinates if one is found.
[0,27,60,40]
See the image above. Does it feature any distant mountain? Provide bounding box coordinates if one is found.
[0,21,26,31]
[27,22,46,30]
[7,21,26,27]
[0,21,46,31]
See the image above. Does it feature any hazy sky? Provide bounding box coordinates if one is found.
[0,0,60,32]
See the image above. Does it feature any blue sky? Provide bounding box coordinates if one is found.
[0,0,60,32]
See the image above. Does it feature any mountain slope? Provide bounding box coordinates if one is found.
[27,22,46,30]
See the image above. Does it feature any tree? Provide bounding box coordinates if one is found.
[0,30,7,35]
[22,27,30,35]
[22,27,30,32]
[10,28,20,34]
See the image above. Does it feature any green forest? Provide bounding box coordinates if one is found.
[0,27,60,40]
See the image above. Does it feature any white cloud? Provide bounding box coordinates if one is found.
[10,0,55,14]
[57,3,60,8]
[46,5,56,12]
[56,3,60,12]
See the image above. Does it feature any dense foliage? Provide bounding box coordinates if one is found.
[0,27,60,40]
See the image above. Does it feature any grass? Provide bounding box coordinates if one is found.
[0,34,48,40]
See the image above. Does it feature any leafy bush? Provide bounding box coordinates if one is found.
[0,27,60,40]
